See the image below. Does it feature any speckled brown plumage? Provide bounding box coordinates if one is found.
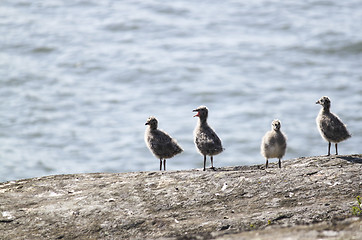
[316,96,351,156]
[144,116,183,170]
[193,106,223,171]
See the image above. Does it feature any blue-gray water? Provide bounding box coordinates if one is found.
[0,0,361,182]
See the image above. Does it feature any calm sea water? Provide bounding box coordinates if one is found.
[0,0,361,182]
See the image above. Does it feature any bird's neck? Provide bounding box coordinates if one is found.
[149,125,157,131]
[322,105,330,113]
[198,117,208,126]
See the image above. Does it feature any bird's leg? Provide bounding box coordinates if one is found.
[335,143,338,155]
[203,155,206,171]
[210,156,215,170]
[328,142,331,156]
[164,159,167,171]
[265,158,269,169]
[278,158,281,168]
[160,159,162,171]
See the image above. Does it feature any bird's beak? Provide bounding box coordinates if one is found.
[192,109,199,117]
[145,122,149,125]
[316,100,320,104]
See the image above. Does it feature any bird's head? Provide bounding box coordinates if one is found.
[145,116,158,129]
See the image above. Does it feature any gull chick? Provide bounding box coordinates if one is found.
[193,106,223,171]
[144,116,183,170]
[316,96,351,156]
[261,119,287,168]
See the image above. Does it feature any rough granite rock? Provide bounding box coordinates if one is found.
[0,154,361,240]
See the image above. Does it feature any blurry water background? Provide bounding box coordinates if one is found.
[0,0,361,182]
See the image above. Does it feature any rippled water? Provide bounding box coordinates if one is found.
[0,0,361,182]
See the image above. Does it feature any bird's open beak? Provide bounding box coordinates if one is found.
[192,109,199,117]
[145,122,149,125]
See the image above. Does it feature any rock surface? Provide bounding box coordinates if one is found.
[1,154,361,239]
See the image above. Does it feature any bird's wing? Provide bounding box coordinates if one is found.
[150,130,181,153]
[320,114,350,140]
[195,128,222,150]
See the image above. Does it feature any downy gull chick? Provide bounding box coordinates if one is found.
[316,96,351,156]
[260,119,287,168]
[193,106,223,171]
[145,116,183,170]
